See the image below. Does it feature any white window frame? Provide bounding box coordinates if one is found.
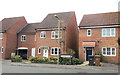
[102,47,116,56]
[51,31,62,39]
[40,31,46,38]
[21,35,26,41]
[87,29,91,36]
[38,47,41,54]
[51,47,61,55]
[0,33,3,39]
[102,28,116,37]
[1,47,3,53]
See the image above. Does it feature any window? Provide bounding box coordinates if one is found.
[87,29,91,36]
[40,31,46,38]
[102,28,115,37]
[38,47,41,54]
[102,47,116,56]
[21,35,26,41]
[51,47,61,55]
[51,31,62,39]
[0,33,3,39]
[1,47,3,53]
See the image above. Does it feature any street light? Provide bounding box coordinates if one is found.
[54,14,61,64]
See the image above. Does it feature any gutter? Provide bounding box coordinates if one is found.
[79,25,120,29]
[36,27,66,31]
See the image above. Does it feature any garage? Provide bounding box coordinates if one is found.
[17,47,28,59]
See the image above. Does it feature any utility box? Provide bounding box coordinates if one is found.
[88,55,94,66]
[95,55,100,66]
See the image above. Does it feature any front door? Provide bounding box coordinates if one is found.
[32,48,35,57]
[86,47,92,61]
[43,49,48,57]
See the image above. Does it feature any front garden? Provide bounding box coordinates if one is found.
[11,55,83,65]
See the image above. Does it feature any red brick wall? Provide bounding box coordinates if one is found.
[79,27,119,63]
[35,30,65,57]
[118,27,120,63]
[2,17,27,59]
[65,13,79,57]
[18,34,36,58]
[0,33,7,59]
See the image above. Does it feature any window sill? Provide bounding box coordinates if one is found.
[102,55,116,56]
[51,54,58,55]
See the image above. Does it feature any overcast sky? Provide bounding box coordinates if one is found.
[0,0,119,24]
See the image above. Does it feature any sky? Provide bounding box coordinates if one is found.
[0,0,119,25]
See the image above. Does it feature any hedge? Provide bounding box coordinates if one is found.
[11,55,22,62]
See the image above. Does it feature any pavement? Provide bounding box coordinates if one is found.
[1,60,120,73]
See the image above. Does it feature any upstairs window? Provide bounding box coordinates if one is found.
[40,31,46,38]
[87,29,91,36]
[21,35,26,41]
[51,31,62,39]
[0,33,3,39]
[102,28,115,37]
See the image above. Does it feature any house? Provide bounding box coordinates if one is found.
[0,16,27,59]
[35,11,79,58]
[17,23,41,59]
[79,12,120,63]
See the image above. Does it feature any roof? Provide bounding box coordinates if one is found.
[37,11,75,29]
[0,16,24,32]
[80,12,120,26]
[19,22,41,34]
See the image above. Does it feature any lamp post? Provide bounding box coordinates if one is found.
[54,15,61,64]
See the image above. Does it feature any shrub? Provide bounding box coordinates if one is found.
[67,48,75,56]
[72,57,83,65]
[29,56,48,63]
[49,57,58,62]
[11,55,22,62]
[59,57,71,65]
[59,57,83,65]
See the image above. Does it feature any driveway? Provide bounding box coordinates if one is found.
[1,60,119,73]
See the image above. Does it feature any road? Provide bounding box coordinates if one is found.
[1,60,119,73]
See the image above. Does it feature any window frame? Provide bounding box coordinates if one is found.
[0,33,3,39]
[40,31,46,38]
[38,47,41,54]
[102,47,116,56]
[51,31,62,39]
[87,29,91,36]
[51,47,61,55]
[102,28,116,37]
[21,35,26,41]
[1,47,3,53]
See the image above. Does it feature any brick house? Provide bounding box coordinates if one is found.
[79,12,120,63]
[35,11,78,58]
[0,16,27,59]
[17,23,41,59]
